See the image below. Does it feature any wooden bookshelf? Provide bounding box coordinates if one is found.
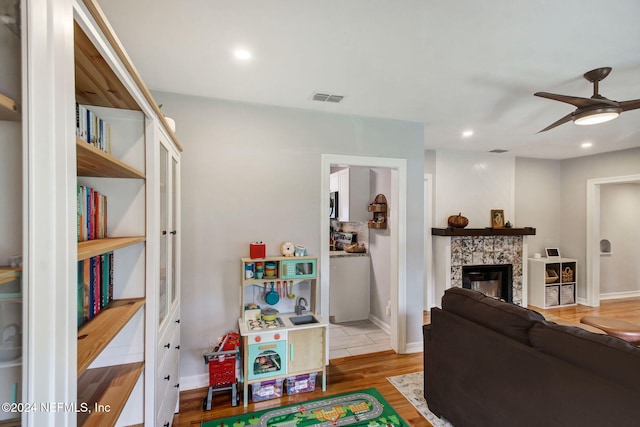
[77,237,145,261]
[76,138,145,179]
[77,298,145,374]
[77,361,143,426]
[0,92,19,121]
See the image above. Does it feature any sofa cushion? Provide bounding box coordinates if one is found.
[530,321,640,394]
[441,287,545,345]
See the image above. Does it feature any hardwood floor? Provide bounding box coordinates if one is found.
[172,297,640,427]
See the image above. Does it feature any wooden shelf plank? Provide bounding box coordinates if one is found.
[77,237,145,261]
[0,92,20,121]
[0,267,21,286]
[77,361,143,427]
[74,22,140,111]
[76,138,145,179]
[77,298,145,375]
[432,227,537,236]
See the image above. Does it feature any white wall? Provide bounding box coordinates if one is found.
[514,157,562,255]
[560,147,640,299]
[369,168,391,322]
[434,150,515,228]
[152,91,425,385]
[599,183,640,296]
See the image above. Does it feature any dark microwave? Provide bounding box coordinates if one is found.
[329,191,339,219]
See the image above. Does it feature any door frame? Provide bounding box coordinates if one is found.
[586,173,640,306]
[320,154,407,353]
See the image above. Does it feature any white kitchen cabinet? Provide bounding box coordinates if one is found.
[330,167,370,222]
[330,255,371,322]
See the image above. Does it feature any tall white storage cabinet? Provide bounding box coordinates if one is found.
[153,128,182,427]
[0,2,23,425]
[19,1,182,425]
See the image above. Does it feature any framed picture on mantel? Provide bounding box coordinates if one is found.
[491,209,505,228]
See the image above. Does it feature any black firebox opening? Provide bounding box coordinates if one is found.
[462,264,513,303]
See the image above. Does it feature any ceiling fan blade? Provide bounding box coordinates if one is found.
[620,99,640,112]
[537,112,573,133]
[534,92,618,108]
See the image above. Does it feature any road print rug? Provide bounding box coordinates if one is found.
[201,388,408,427]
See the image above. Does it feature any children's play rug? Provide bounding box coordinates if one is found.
[201,388,408,427]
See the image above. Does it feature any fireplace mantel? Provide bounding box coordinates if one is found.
[432,227,536,237]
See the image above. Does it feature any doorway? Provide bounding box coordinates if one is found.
[320,154,407,357]
[586,174,640,306]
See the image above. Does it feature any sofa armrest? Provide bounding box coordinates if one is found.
[423,316,441,416]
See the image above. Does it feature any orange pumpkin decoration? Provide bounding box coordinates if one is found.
[448,212,469,228]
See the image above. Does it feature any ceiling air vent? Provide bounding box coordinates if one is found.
[312,92,344,103]
[489,149,509,153]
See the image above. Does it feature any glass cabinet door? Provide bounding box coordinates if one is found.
[158,144,168,325]
[0,0,24,423]
[170,156,178,306]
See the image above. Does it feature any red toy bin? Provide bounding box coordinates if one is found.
[250,242,266,259]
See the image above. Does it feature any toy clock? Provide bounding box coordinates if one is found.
[280,241,295,257]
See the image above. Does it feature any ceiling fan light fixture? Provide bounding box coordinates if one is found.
[573,106,621,126]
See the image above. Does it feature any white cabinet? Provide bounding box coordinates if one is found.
[0,4,22,425]
[15,1,183,425]
[330,168,370,222]
[152,129,182,426]
[528,257,577,308]
[330,255,371,322]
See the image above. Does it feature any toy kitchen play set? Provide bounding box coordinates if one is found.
[237,242,327,406]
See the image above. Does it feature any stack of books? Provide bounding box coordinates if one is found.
[76,103,111,153]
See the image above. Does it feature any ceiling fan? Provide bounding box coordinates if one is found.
[534,67,640,133]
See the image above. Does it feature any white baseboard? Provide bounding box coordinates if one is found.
[600,290,640,300]
[404,341,423,354]
[368,313,391,334]
[180,373,209,391]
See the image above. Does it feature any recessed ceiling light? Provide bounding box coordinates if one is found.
[581,142,593,148]
[462,130,474,138]
[233,49,252,61]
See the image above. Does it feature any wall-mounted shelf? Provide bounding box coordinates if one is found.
[368,194,388,229]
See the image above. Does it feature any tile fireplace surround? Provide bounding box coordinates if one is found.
[433,232,531,307]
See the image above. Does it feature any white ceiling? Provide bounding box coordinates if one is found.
[96,0,640,159]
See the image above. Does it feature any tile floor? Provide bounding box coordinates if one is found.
[329,319,391,359]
